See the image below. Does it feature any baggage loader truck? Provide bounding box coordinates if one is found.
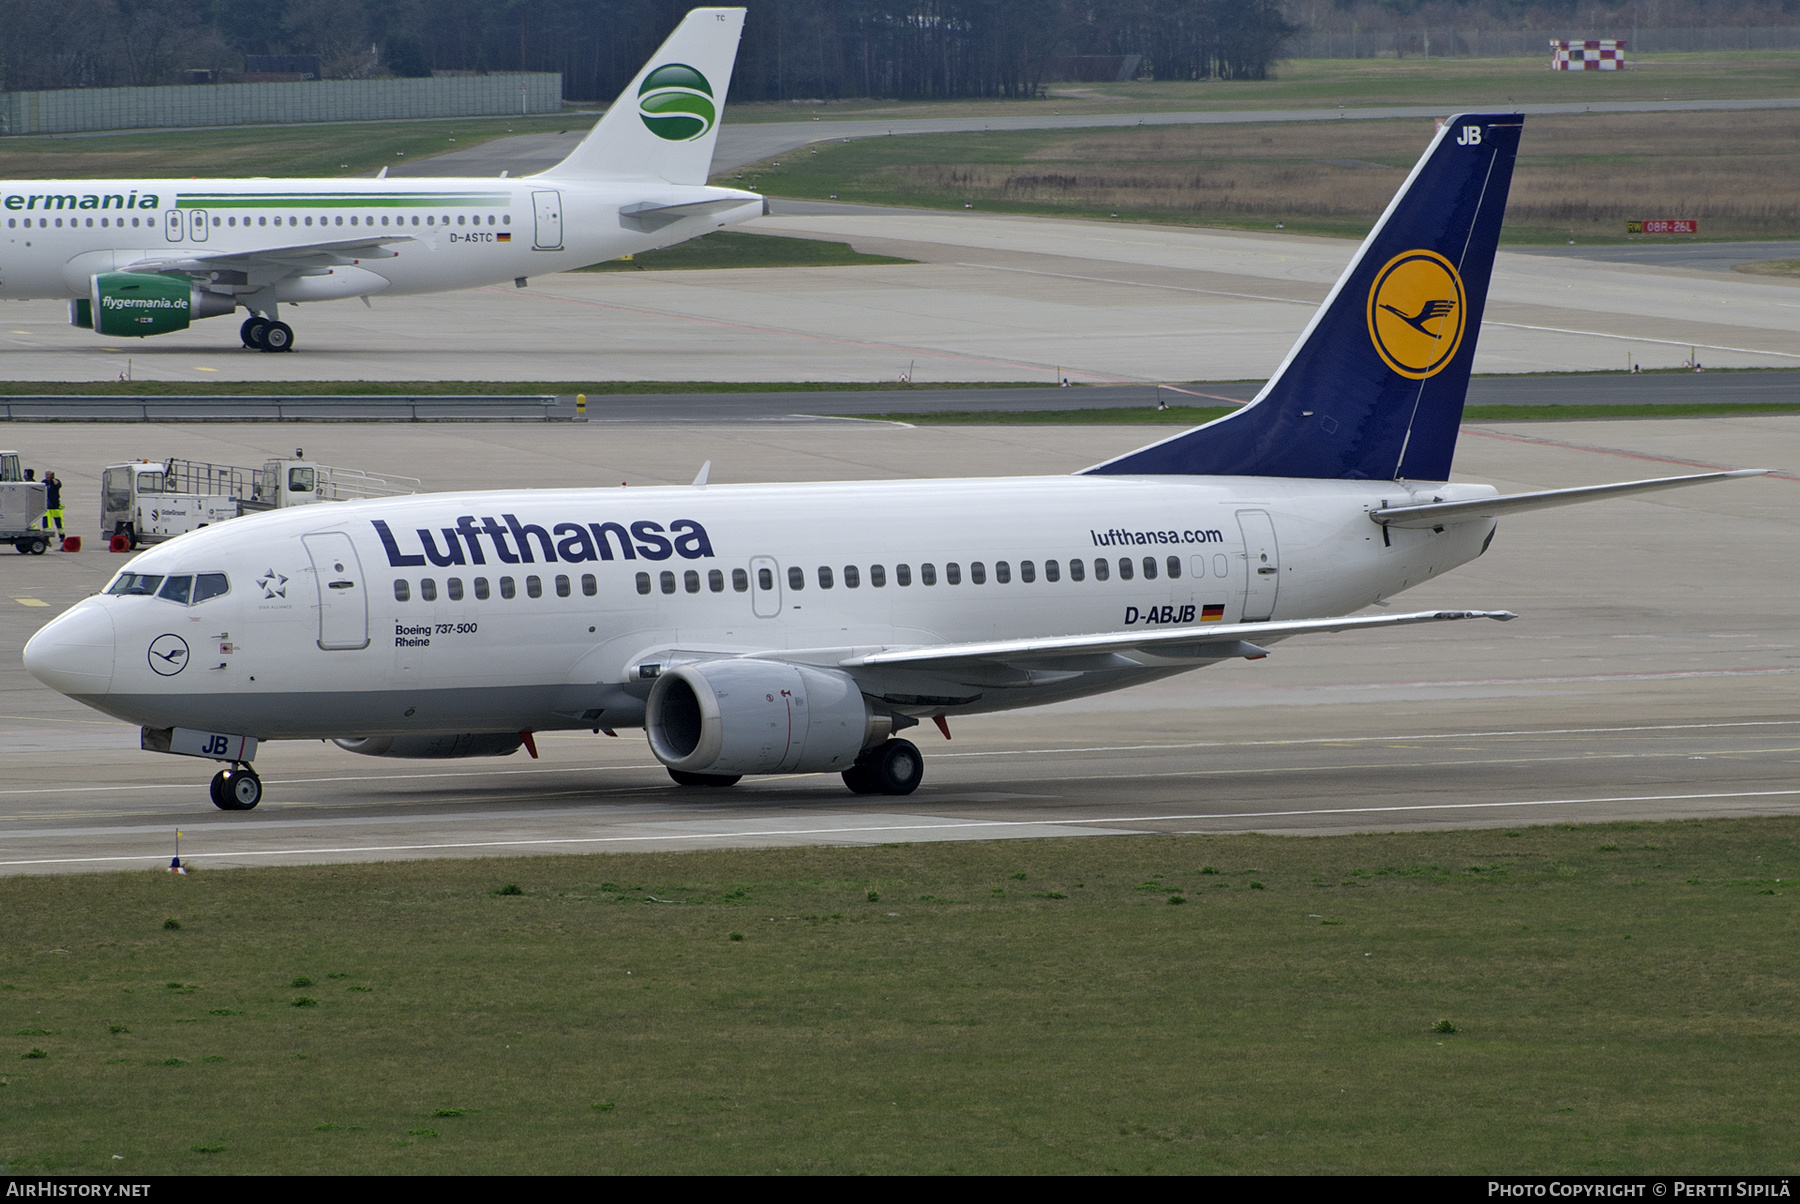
[101,453,418,548]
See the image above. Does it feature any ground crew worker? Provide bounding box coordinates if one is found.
[41,471,64,541]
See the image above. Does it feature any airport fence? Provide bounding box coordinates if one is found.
[1284,24,1800,59]
[0,74,563,137]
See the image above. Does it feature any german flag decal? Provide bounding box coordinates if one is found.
[1201,603,1226,622]
[497,232,512,242]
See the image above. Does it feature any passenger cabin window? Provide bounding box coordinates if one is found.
[526,576,542,598]
[420,578,437,601]
[1069,559,1085,582]
[895,564,911,587]
[945,563,960,585]
[757,567,773,591]
[1142,557,1156,580]
[1093,558,1108,581]
[817,566,833,589]
[660,571,676,595]
[1118,558,1134,581]
[995,561,1011,584]
[731,568,748,592]
[971,562,986,585]
[1166,556,1181,579]
[920,563,936,586]
[870,565,886,588]
[787,566,805,591]
[475,577,491,600]
[500,577,516,599]
[684,570,699,594]
[448,577,464,601]
[708,569,724,592]
[1020,561,1035,583]
[1213,554,1229,578]
[1045,560,1060,582]
[843,565,860,588]
[583,574,597,596]
[556,575,570,598]
[394,580,410,602]
[637,572,652,595]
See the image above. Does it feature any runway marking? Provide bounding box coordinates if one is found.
[1464,427,1800,482]
[2,719,1792,804]
[8,788,1799,869]
[930,719,1800,759]
[1485,321,1800,362]
[480,283,1134,385]
[12,598,48,607]
[954,262,1319,309]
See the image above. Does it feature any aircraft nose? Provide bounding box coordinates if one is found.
[22,601,115,698]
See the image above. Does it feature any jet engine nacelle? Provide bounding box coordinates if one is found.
[334,733,524,759]
[76,273,235,337]
[646,660,889,776]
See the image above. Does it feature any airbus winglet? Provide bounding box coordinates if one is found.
[23,113,1767,808]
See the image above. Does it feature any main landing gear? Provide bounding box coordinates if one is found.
[209,762,263,811]
[241,315,295,353]
[841,739,923,796]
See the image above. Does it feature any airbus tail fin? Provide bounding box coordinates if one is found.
[540,7,745,186]
[1085,113,1523,482]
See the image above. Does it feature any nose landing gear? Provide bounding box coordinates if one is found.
[210,762,263,810]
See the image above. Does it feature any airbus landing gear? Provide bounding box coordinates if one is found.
[209,763,263,811]
[240,316,294,353]
[667,768,742,788]
[841,739,923,796]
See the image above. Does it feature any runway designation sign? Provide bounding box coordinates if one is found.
[1628,219,1698,234]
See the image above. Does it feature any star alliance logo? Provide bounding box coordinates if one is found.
[258,569,288,599]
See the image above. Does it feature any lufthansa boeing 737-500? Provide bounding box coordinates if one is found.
[23,111,1766,809]
[0,9,761,352]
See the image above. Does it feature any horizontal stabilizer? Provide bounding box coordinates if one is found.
[620,196,763,233]
[838,609,1515,672]
[1371,470,1768,528]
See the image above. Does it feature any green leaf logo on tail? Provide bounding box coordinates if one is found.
[638,64,716,142]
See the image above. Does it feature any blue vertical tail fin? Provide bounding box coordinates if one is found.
[1084,113,1523,482]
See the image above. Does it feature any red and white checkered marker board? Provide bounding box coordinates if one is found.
[1551,39,1626,70]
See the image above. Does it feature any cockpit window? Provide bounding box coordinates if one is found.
[105,571,228,604]
[107,573,164,596]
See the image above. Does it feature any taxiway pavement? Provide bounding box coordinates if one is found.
[3,206,1797,385]
[1,416,1793,875]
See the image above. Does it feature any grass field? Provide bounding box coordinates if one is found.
[0,114,582,181]
[577,230,914,272]
[726,50,1800,121]
[3,817,1796,1174]
[733,109,1800,243]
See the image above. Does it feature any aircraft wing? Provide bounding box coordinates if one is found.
[1371,470,1768,529]
[837,609,1514,672]
[125,235,414,277]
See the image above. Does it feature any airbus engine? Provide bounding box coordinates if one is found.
[333,733,524,759]
[75,273,235,338]
[645,660,889,776]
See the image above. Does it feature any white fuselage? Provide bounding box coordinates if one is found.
[0,176,762,305]
[29,474,1497,742]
